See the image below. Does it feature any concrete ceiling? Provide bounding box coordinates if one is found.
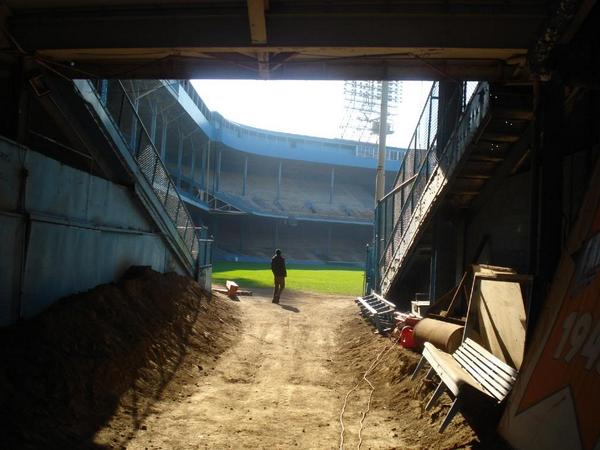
[0,1,584,80]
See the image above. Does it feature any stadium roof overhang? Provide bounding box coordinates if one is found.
[0,1,594,81]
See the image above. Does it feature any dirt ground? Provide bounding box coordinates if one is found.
[0,268,241,449]
[1,273,499,449]
[113,288,486,450]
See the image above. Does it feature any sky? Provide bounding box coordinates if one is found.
[191,80,433,148]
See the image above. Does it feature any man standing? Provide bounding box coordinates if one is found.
[271,249,287,304]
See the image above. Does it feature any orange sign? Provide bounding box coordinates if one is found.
[518,209,600,450]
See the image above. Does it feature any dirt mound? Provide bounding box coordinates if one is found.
[334,315,508,449]
[0,267,240,449]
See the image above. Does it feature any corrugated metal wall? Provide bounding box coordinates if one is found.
[0,137,184,326]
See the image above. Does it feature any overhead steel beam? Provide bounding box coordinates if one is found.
[47,57,525,81]
[2,1,555,80]
[8,12,545,50]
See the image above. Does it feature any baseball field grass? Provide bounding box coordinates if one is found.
[211,261,365,296]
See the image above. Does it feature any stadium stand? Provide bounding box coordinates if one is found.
[122,80,403,264]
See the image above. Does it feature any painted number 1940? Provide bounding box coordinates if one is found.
[553,312,600,374]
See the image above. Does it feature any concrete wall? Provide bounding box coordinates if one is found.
[0,137,184,326]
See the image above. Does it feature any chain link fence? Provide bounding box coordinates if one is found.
[374,82,486,288]
[91,79,209,266]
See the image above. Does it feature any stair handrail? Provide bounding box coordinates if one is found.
[90,79,207,266]
[176,80,213,121]
[377,82,489,291]
[374,81,440,279]
[392,81,440,189]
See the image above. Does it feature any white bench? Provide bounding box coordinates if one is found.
[355,293,396,334]
[411,338,518,432]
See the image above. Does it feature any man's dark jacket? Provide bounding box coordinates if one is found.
[271,254,287,277]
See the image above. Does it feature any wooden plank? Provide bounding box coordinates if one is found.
[468,155,503,163]
[464,338,517,377]
[453,351,506,401]
[491,108,534,121]
[422,347,461,396]
[475,273,534,283]
[472,276,528,369]
[457,174,492,180]
[455,347,513,391]
[247,0,267,44]
[459,343,516,383]
[480,132,520,143]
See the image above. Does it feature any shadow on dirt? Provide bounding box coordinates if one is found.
[0,267,239,449]
[279,304,300,313]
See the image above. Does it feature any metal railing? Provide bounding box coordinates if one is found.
[374,82,488,292]
[393,82,440,189]
[178,79,214,121]
[90,79,210,267]
[375,82,440,265]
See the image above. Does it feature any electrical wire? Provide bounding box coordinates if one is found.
[338,333,401,450]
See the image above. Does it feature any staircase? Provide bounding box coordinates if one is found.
[73,79,212,277]
[377,82,532,296]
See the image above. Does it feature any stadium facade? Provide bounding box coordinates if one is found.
[119,80,404,265]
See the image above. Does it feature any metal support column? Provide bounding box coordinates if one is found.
[130,97,139,150]
[240,216,245,252]
[330,167,335,204]
[150,105,158,144]
[100,79,108,105]
[160,120,168,161]
[532,77,565,327]
[276,161,282,201]
[200,141,207,190]
[429,219,438,301]
[177,130,184,189]
[243,156,248,196]
[437,81,462,156]
[327,223,332,260]
[375,80,389,204]
[214,148,222,192]
[206,140,211,192]
[190,137,197,188]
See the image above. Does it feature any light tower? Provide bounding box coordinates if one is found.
[339,81,402,144]
[339,81,402,203]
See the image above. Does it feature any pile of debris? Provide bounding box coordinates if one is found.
[334,314,481,449]
[352,264,531,447]
[0,267,241,449]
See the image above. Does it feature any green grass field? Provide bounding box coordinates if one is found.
[211,261,364,296]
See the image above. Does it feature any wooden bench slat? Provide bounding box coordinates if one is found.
[453,350,509,401]
[454,348,513,393]
[463,338,517,377]
[460,343,516,380]
[458,344,515,385]
[452,351,506,400]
